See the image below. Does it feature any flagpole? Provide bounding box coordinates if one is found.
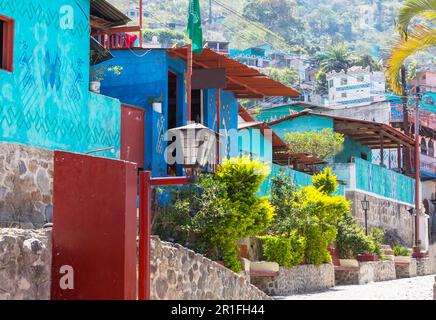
[187,42,192,123]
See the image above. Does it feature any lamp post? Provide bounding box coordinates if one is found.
[168,123,221,175]
[361,195,370,236]
[138,124,219,300]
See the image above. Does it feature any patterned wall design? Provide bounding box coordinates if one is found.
[0,0,121,158]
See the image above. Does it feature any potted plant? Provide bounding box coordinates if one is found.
[357,252,379,262]
[89,65,123,93]
[148,95,163,113]
[393,245,411,264]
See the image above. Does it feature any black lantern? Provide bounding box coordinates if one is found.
[361,195,370,235]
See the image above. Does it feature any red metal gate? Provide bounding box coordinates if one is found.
[121,104,145,169]
[51,151,137,300]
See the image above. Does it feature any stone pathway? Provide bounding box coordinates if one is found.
[276,275,435,300]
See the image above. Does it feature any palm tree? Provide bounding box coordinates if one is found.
[319,44,354,74]
[386,0,436,93]
[355,54,383,72]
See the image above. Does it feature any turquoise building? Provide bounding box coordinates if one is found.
[0,0,126,159]
[97,46,298,177]
[266,111,416,204]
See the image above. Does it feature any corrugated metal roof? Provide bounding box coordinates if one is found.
[168,47,300,99]
[90,0,131,27]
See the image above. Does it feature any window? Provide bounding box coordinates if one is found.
[341,92,347,98]
[0,15,14,72]
[328,80,333,88]
[341,78,348,85]
[421,138,428,155]
[357,75,364,82]
[429,139,434,158]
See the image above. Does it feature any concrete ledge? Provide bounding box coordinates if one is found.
[251,264,334,296]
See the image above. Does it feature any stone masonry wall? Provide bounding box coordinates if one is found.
[0,143,54,228]
[0,228,52,300]
[335,261,397,285]
[346,191,414,246]
[251,264,335,296]
[150,236,270,300]
[395,259,418,279]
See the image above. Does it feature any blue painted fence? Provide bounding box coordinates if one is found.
[354,158,415,204]
[259,164,345,197]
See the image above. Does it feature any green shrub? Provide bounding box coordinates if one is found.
[312,167,338,195]
[284,128,345,161]
[336,213,375,258]
[393,245,410,256]
[335,214,385,258]
[370,227,385,256]
[186,157,275,272]
[260,233,306,267]
[269,172,350,266]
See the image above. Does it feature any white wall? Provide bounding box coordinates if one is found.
[327,67,386,109]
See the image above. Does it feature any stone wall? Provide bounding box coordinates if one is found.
[335,261,396,285]
[395,260,417,279]
[0,143,54,228]
[416,258,433,276]
[251,264,335,296]
[150,237,270,300]
[346,190,414,246]
[0,228,52,300]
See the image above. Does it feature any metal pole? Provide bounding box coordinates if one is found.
[216,88,221,165]
[414,88,421,251]
[365,208,368,236]
[139,0,143,48]
[187,43,193,122]
[401,66,411,174]
[138,172,191,300]
[138,171,151,300]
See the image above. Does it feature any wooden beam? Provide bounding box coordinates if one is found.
[380,132,384,166]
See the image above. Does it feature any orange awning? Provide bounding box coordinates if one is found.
[168,46,300,99]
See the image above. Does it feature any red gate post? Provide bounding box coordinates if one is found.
[138,171,151,300]
[138,172,191,300]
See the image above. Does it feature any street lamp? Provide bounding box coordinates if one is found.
[168,122,220,176]
[361,195,370,236]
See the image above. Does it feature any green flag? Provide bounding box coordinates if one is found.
[187,0,204,55]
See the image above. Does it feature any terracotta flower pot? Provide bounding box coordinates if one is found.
[357,253,379,262]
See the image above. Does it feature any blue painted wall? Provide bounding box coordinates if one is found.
[270,115,371,164]
[334,137,372,163]
[269,115,334,141]
[257,105,304,123]
[100,49,239,177]
[238,128,273,165]
[0,0,121,158]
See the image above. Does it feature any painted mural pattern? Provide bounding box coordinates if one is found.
[0,0,121,158]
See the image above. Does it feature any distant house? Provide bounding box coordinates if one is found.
[205,40,230,56]
[230,47,271,70]
[327,66,386,109]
